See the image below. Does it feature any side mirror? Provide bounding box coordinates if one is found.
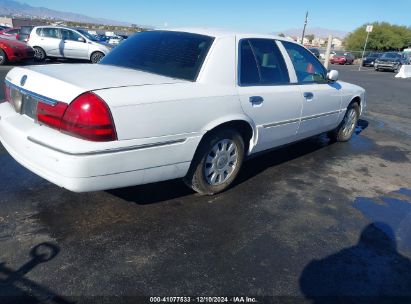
[78,37,86,43]
[327,70,339,82]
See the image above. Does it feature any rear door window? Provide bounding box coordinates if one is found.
[239,39,290,86]
[38,27,60,39]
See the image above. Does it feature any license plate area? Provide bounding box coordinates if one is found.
[21,94,38,120]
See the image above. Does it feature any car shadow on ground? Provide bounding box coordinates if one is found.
[0,242,71,304]
[299,222,411,304]
[108,119,369,205]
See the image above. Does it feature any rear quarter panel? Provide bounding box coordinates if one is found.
[94,83,252,141]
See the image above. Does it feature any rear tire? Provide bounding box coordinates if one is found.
[33,46,46,62]
[184,128,245,195]
[90,51,104,64]
[329,102,360,142]
[0,49,7,65]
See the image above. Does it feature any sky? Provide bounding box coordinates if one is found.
[21,0,411,33]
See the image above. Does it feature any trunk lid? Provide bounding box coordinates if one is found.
[5,64,187,104]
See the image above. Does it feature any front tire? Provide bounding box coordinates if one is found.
[90,51,104,64]
[0,49,7,65]
[184,129,245,195]
[33,46,46,62]
[329,103,360,142]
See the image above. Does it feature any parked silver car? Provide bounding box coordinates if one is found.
[28,26,113,63]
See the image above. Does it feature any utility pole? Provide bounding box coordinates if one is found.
[324,35,333,70]
[301,11,308,45]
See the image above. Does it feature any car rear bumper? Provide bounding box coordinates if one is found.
[0,102,199,192]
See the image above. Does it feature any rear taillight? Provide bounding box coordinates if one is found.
[16,33,20,40]
[25,34,30,42]
[36,92,116,142]
[60,92,117,142]
[37,102,68,129]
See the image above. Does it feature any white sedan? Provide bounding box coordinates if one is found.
[0,29,366,195]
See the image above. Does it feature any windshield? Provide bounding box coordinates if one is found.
[100,31,214,81]
[77,29,99,41]
[381,52,401,59]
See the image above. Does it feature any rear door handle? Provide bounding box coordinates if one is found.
[249,96,264,106]
[304,92,314,100]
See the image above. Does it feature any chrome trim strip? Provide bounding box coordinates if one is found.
[263,110,341,128]
[5,80,59,106]
[27,136,187,156]
[263,118,300,128]
[300,110,341,122]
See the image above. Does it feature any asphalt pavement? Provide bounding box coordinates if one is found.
[0,63,410,303]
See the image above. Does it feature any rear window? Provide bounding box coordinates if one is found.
[20,26,33,34]
[100,31,214,81]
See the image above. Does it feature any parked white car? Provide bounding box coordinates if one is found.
[28,26,113,63]
[1,29,366,195]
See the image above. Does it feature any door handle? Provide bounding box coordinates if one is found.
[304,92,314,100]
[249,96,264,105]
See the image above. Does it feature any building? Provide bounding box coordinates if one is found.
[332,38,343,48]
[0,17,47,28]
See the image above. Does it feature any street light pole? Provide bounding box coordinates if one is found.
[301,11,308,45]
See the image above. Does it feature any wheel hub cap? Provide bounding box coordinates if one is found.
[204,139,238,185]
[342,108,357,136]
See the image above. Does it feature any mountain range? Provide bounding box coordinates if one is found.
[0,0,131,26]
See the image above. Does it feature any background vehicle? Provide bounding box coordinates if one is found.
[0,37,34,65]
[374,52,406,72]
[330,51,355,65]
[308,48,320,59]
[28,26,113,63]
[108,35,123,45]
[16,26,34,42]
[1,30,365,195]
[0,27,20,39]
[362,52,381,67]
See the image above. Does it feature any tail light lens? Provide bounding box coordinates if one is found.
[60,92,117,141]
[26,34,30,42]
[16,33,20,40]
[36,92,117,142]
[37,102,68,129]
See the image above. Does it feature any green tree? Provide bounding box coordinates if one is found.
[344,22,411,51]
[278,33,285,37]
[305,34,315,42]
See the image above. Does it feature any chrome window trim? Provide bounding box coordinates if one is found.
[5,80,58,106]
[27,136,187,156]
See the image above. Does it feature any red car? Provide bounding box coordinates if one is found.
[0,37,34,65]
[0,27,20,39]
[330,52,355,65]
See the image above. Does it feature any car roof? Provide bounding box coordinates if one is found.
[159,27,294,42]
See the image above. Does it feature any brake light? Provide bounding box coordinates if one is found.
[35,92,116,142]
[26,34,30,42]
[60,92,117,141]
[37,102,68,129]
[16,33,20,40]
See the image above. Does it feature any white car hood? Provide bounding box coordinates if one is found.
[5,64,187,104]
